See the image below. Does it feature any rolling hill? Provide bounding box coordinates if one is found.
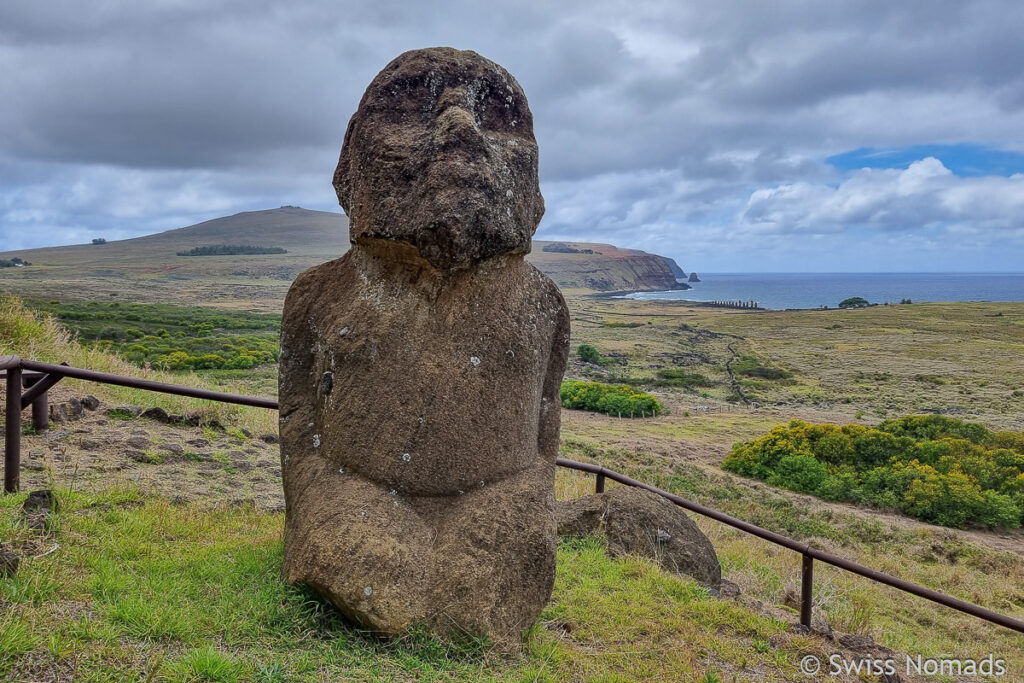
[0,207,687,311]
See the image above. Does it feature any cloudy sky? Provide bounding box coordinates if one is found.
[2,0,1023,272]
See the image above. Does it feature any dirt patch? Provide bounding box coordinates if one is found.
[11,388,283,511]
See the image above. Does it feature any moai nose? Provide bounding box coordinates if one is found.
[432,86,486,153]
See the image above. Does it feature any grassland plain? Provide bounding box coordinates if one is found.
[3,293,1024,678]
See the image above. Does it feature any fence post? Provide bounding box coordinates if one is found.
[23,375,48,432]
[800,553,814,627]
[5,366,21,494]
[595,472,606,494]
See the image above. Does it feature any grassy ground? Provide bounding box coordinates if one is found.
[4,296,1024,678]
[0,488,813,682]
[556,439,1024,675]
[0,296,278,437]
[568,297,1024,430]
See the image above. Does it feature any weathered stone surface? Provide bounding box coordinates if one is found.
[280,47,568,644]
[23,489,57,513]
[126,436,150,449]
[141,407,170,422]
[0,550,18,577]
[333,47,543,272]
[108,405,142,419]
[50,399,85,423]
[556,486,721,588]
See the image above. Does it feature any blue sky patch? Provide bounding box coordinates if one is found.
[827,144,1024,177]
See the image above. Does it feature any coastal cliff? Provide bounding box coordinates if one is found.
[0,209,691,305]
[529,242,690,292]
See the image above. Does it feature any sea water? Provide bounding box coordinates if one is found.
[623,273,1024,310]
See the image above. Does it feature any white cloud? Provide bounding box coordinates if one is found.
[742,158,1024,236]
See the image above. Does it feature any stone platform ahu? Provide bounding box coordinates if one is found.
[278,47,570,642]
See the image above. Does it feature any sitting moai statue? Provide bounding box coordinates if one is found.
[279,47,570,643]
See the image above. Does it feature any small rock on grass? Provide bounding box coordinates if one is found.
[0,550,18,577]
[141,407,170,422]
[719,579,740,598]
[125,450,158,464]
[556,486,721,588]
[838,633,874,650]
[23,490,57,513]
[108,405,142,419]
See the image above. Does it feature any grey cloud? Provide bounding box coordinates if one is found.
[1,0,1023,270]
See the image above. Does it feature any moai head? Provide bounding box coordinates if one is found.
[333,47,544,271]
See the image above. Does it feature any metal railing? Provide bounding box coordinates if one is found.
[1,354,1022,636]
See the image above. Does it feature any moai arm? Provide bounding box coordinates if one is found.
[538,283,571,461]
[278,266,321,477]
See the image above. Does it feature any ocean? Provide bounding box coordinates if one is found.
[623,273,1024,310]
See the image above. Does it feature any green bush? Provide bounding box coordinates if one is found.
[26,300,281,372]
[176,244,287,256]
[560,380,662,417]
[577,344,602,364]
[731,356,792,380]
[723,416,1024,529]
[654,369,713,388]
[767,455,828,494]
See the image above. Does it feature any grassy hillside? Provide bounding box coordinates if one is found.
[0,300,843,682]
[3,295,1024,678]
[0,208,684,310]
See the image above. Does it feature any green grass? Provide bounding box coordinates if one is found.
[0,489,807,681]
[567,297,1024,428]
[555,438,1024,674]
[27,299,280,370]
[1,295,279,437]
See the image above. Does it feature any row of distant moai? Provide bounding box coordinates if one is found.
[705,300,760,309]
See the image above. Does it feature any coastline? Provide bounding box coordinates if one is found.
[610,272,1024,311]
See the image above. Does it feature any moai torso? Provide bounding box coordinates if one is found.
[280,247,567,497]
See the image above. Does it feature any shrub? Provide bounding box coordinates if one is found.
[731,356,792,380]
[577,344,602,364]
[654,369,713,388]
[838,297,870,308]
[767,455,829,494]
[723,416,1024,529]
[176,244,287,256]
[560,380,662,417]
[975,491,1021,529]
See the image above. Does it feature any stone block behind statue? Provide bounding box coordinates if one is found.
[279,47,570,643]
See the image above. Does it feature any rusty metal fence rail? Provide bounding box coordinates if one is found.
[1,353,1023,636]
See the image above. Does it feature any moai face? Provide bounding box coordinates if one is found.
[333,47,545,271]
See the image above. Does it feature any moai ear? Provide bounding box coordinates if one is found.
[333,116,359,216]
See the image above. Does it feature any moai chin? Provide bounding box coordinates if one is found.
[279,47,570,644]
